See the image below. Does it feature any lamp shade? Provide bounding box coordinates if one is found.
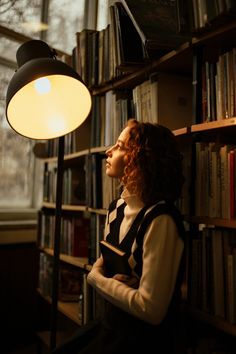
[6,40,92,140]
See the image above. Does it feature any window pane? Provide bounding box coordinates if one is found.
[0,0,88,210]
[46,0,86,54]
[0,0,42,39]
[0,37,19,64]
[0,64,35,208]
[97,0,108,30]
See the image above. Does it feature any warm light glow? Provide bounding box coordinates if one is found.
[48,115,67,135]
[34,77,51,94]
[7,75,91,139]
[21,22,49,32]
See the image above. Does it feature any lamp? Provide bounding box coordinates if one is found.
[5,40,92,351]
[6,40,91,139]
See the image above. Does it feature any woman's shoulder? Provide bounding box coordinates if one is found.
[141,201,186,241]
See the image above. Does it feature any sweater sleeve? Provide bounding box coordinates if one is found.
[87,214,184,325]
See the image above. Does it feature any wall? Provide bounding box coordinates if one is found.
[0,221,38,345]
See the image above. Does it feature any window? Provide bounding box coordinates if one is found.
[0,63,36,208]
[0,0,108,210]
[97,0,108,30]
[0,0,42,39]
[46,0,86,53]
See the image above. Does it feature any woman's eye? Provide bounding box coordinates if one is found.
[114,141,125,151]
[118,144,125,150]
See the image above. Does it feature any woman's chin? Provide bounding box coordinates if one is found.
[105,170,112,177]
[106,170,117,178]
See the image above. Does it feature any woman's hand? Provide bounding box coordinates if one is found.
[113,274,139,288]
[90,258,139,287]
[91,256,105,275]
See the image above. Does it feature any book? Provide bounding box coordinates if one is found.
[211,229,225,318]
[71,217,90,258]
[76,29,98,85]
[223,231,236,321]
[91,153,104,209]
[63,167,86,205]
[192,46,203,124]
[228,149,235,219]
[58,265,83,302]
[220,144,230,219]
[120,0,191,58]
[227,254,236,324]
[99,240,131,277]
[112,2,147,70]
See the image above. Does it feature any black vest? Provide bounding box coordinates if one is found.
[103,198,186,343]
[106,198,185,277]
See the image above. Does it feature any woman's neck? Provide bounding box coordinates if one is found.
[121,188,144,210]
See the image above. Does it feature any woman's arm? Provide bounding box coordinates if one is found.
[87,214,184,325]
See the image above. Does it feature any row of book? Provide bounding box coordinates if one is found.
[132,72,192,131]
[38,252,106,325]
[193,46,236,124]
[73,1,190,87]
[42,3,236,157]
[43,163,86,206]
[191,0,236,31]
[90,71,193,149]
[38,212,90,258]
[41,42,236,158]
[38,253,84,302]
[72,17,145,88]
[189,227,236,324]
[72,0,236,91]
[38,210,107,266]
[44,130,83,157]
[43,153,120,210]
[42,146,189,218]
[90,91,133,148]
[38,253,99,325]
[194,142,235,219]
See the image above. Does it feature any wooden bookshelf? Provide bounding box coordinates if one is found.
[37,288,82,326]
[35,3,236,353]
[42,202,87,212]
[188,308,236,337]
[188,216,236,229]
[191,117,236,133]
[43,248,88,269]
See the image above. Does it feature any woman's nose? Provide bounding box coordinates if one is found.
[106,147,112,156]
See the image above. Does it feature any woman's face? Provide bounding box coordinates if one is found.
[105,126,130,178]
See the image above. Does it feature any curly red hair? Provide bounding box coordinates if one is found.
[121,119,184,205]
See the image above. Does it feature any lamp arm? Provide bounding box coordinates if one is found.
[50,135,65,351]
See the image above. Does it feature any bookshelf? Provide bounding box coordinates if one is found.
[36,1,236,353]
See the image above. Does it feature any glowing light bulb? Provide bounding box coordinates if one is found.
[48,116,67,135]
[34,77,51,94]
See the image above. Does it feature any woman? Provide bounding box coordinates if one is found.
[54,119,186,353]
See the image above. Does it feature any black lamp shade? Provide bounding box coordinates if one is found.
[6,40,92,140]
